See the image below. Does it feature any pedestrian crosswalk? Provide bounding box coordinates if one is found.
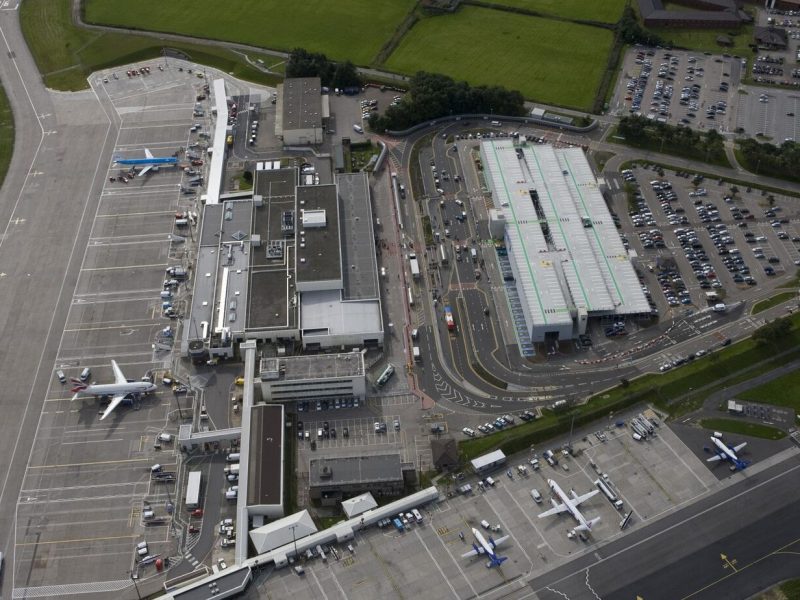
[13,579,132,598]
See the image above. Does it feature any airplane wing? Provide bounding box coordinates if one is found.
[489,535,509,549]
[538,503,567,518]
[100,394,125,420]
[111,360,127,385]
[732,442,747,453]
[572,490,599,507]
[145,148,154,159]
[706,454,723,462]
[461,547,482,558]
[138,165,152,176]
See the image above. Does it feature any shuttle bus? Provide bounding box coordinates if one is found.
[376,363,395,387]
[408,287,414,307]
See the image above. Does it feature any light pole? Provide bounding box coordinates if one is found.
[289,524,298,560]
[130,572,142,600]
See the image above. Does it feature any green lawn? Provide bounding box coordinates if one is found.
[752,292,797,315]
[84,0,415,65]
[385,8,613,110]
[699,418,786,440]
[654,25,755,59]
[475,0,626,23]
[739,368,800,410]
[21,0,282,90]
[0,80,13,191]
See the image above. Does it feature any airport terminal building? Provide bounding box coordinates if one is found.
[485,140,650,343]
[182,168,384,360]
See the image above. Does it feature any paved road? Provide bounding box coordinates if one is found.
[530,456,800,599]
[0,9,117,600]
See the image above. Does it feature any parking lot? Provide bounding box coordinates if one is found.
[11,62,213,597]
[734,85,800,141]
[249,408,720,600]
[612,47,744,133]
[612,164,800,317]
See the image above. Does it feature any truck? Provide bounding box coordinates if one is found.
[185,471,202,509]
[439,244,448,266]
[376,363,395,387]
[165,266,188,280]
[470,247,478,263]
[444,305,455,331]
[595,478,624,510]
[409,254,420,279]
[412,346,421,363]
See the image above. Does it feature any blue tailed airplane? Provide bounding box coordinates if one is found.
[461,527,509,568]
[707,435,748,470]
[115,149,178,175]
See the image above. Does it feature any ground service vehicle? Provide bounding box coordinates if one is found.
[444,306,455,331]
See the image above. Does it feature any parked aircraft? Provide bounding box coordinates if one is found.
[71,360,157,420]
[538,479,600,535]
[707,436,748,470]
[114,149,178,175]
[461,527,509,568]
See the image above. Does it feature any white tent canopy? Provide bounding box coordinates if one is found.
[341,492,378,519]
[249,509,317,554]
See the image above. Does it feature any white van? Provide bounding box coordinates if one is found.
[79,367,91,382]
[530,489,542,503]
[226,453,240,463]
[411,508,423,523]
[353,124,364,134]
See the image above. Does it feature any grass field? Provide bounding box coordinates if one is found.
[654,25,755,59]
[739,368,800,410]
[21,0,281,90]
[474,0,626,23]
[84,0,415,64]
[752,292,797,315]
[698,418,786,440]
[0,81,13,192]
[385,8,613,110]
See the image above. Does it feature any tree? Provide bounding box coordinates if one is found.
[752,317,793,346]
[285,48,361,88]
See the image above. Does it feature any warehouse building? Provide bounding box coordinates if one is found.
[309,454,415,505]
[638,0,750,28]
[275,77,325,146]
[484,140,650,344]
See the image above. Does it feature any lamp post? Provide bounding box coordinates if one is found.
[130,573,142,600]
[289,524,298,560]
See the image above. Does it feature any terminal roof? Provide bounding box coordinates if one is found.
[295,185,342,284]
[309,454,402,487]
[282,77,323,130]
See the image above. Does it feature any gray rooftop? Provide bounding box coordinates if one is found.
[296,185,342,284]
[483,140,650,322]
[247,168,299,332]
[281,77,323,131]
[309,454,402,487]
[247,404,284,507]
[337,172,380,301]
[259,352,364,382]
[170,565,251,600]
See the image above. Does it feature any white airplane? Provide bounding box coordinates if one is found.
[461,527,509,568]
[707,436,748,470]
[71,360,157,420]
[538,479,600,535]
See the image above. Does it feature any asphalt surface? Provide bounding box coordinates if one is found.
[0,8,116,600]
[530,457,800,600]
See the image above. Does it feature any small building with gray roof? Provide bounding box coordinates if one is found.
[308,454,415,505]
[275,77,324,146]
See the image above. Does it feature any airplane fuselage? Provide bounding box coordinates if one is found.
[116,157,177,166]
[75,381,156,398]
[470,528,505,567]
[548,479,596,531]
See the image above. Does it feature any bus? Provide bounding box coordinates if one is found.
[376,363,395,387]
[186,470,202,509]
[408,287,414,307]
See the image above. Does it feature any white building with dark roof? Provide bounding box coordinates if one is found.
[483,140,650,344]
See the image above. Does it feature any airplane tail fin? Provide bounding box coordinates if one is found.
[490,555,507,567]
[587,517,601,529]
[734,459,749,471]
[70,383,87,393]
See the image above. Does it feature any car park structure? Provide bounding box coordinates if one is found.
[483,140,650,344]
